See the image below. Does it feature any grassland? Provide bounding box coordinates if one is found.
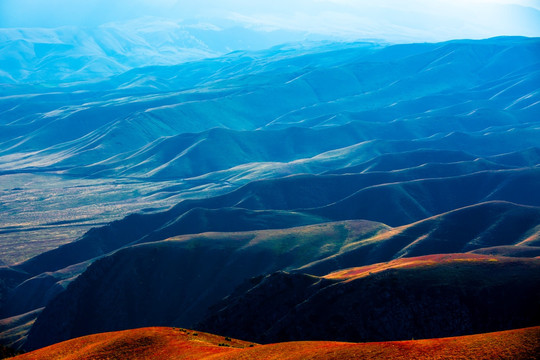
[9,326,539,360]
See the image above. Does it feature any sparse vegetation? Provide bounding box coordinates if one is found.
[7,326,539,360]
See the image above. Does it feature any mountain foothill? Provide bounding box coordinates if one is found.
[0,34,539,359]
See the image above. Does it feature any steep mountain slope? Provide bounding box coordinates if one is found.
[198,255,540,343]
[11,326,540,360]
[301,201,540,274]
[60,123,540,180]
[13,164,540,278]
[15,201,540,350]
[5,200,539,322]
[15,207,327,276]
[21,221,386,350]
[1,37,539,264]
[3,38,539,160]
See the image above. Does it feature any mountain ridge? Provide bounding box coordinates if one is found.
[1,36,539,354]
[14,201,540,350]
[198,254,540,344]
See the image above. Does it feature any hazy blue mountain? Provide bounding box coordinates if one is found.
[0,18,313,85]
[1,35,540,351]
[1,37,539,264]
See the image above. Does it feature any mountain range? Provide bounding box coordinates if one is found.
[0,32,539,357]
[1,36,539,264]
[0,18,316,85]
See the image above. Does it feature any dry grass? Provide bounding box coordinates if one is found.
[10,327,253,360]
[324,253,509,280]
[11,326,539,360]
[216,326,540,360]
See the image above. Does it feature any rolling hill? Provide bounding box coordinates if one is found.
[1,37,539,264]
[198,254,540,344]
[10,326,540,360]
[0,18,313,85]
[9,201,538,350]
[1,34,539,356]
[13,166,540,277]
[20,220,386,350]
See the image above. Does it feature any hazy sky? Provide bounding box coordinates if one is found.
[1,0,539,41]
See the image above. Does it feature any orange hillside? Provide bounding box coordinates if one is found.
[12,326,540,360]
[324,253,519,280]
[11,327,252,360]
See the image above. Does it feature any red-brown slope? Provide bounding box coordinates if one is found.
[11,326,540,360]
[216,326,540,360]
[10,327,253,360]
[324,253,510,280]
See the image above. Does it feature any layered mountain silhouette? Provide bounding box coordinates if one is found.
[2,201,535,350]
[199,254,540,343]
[2,37,539,264]
[2,37,539,262]
[1,35,539,355]
[0,18,314,84]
